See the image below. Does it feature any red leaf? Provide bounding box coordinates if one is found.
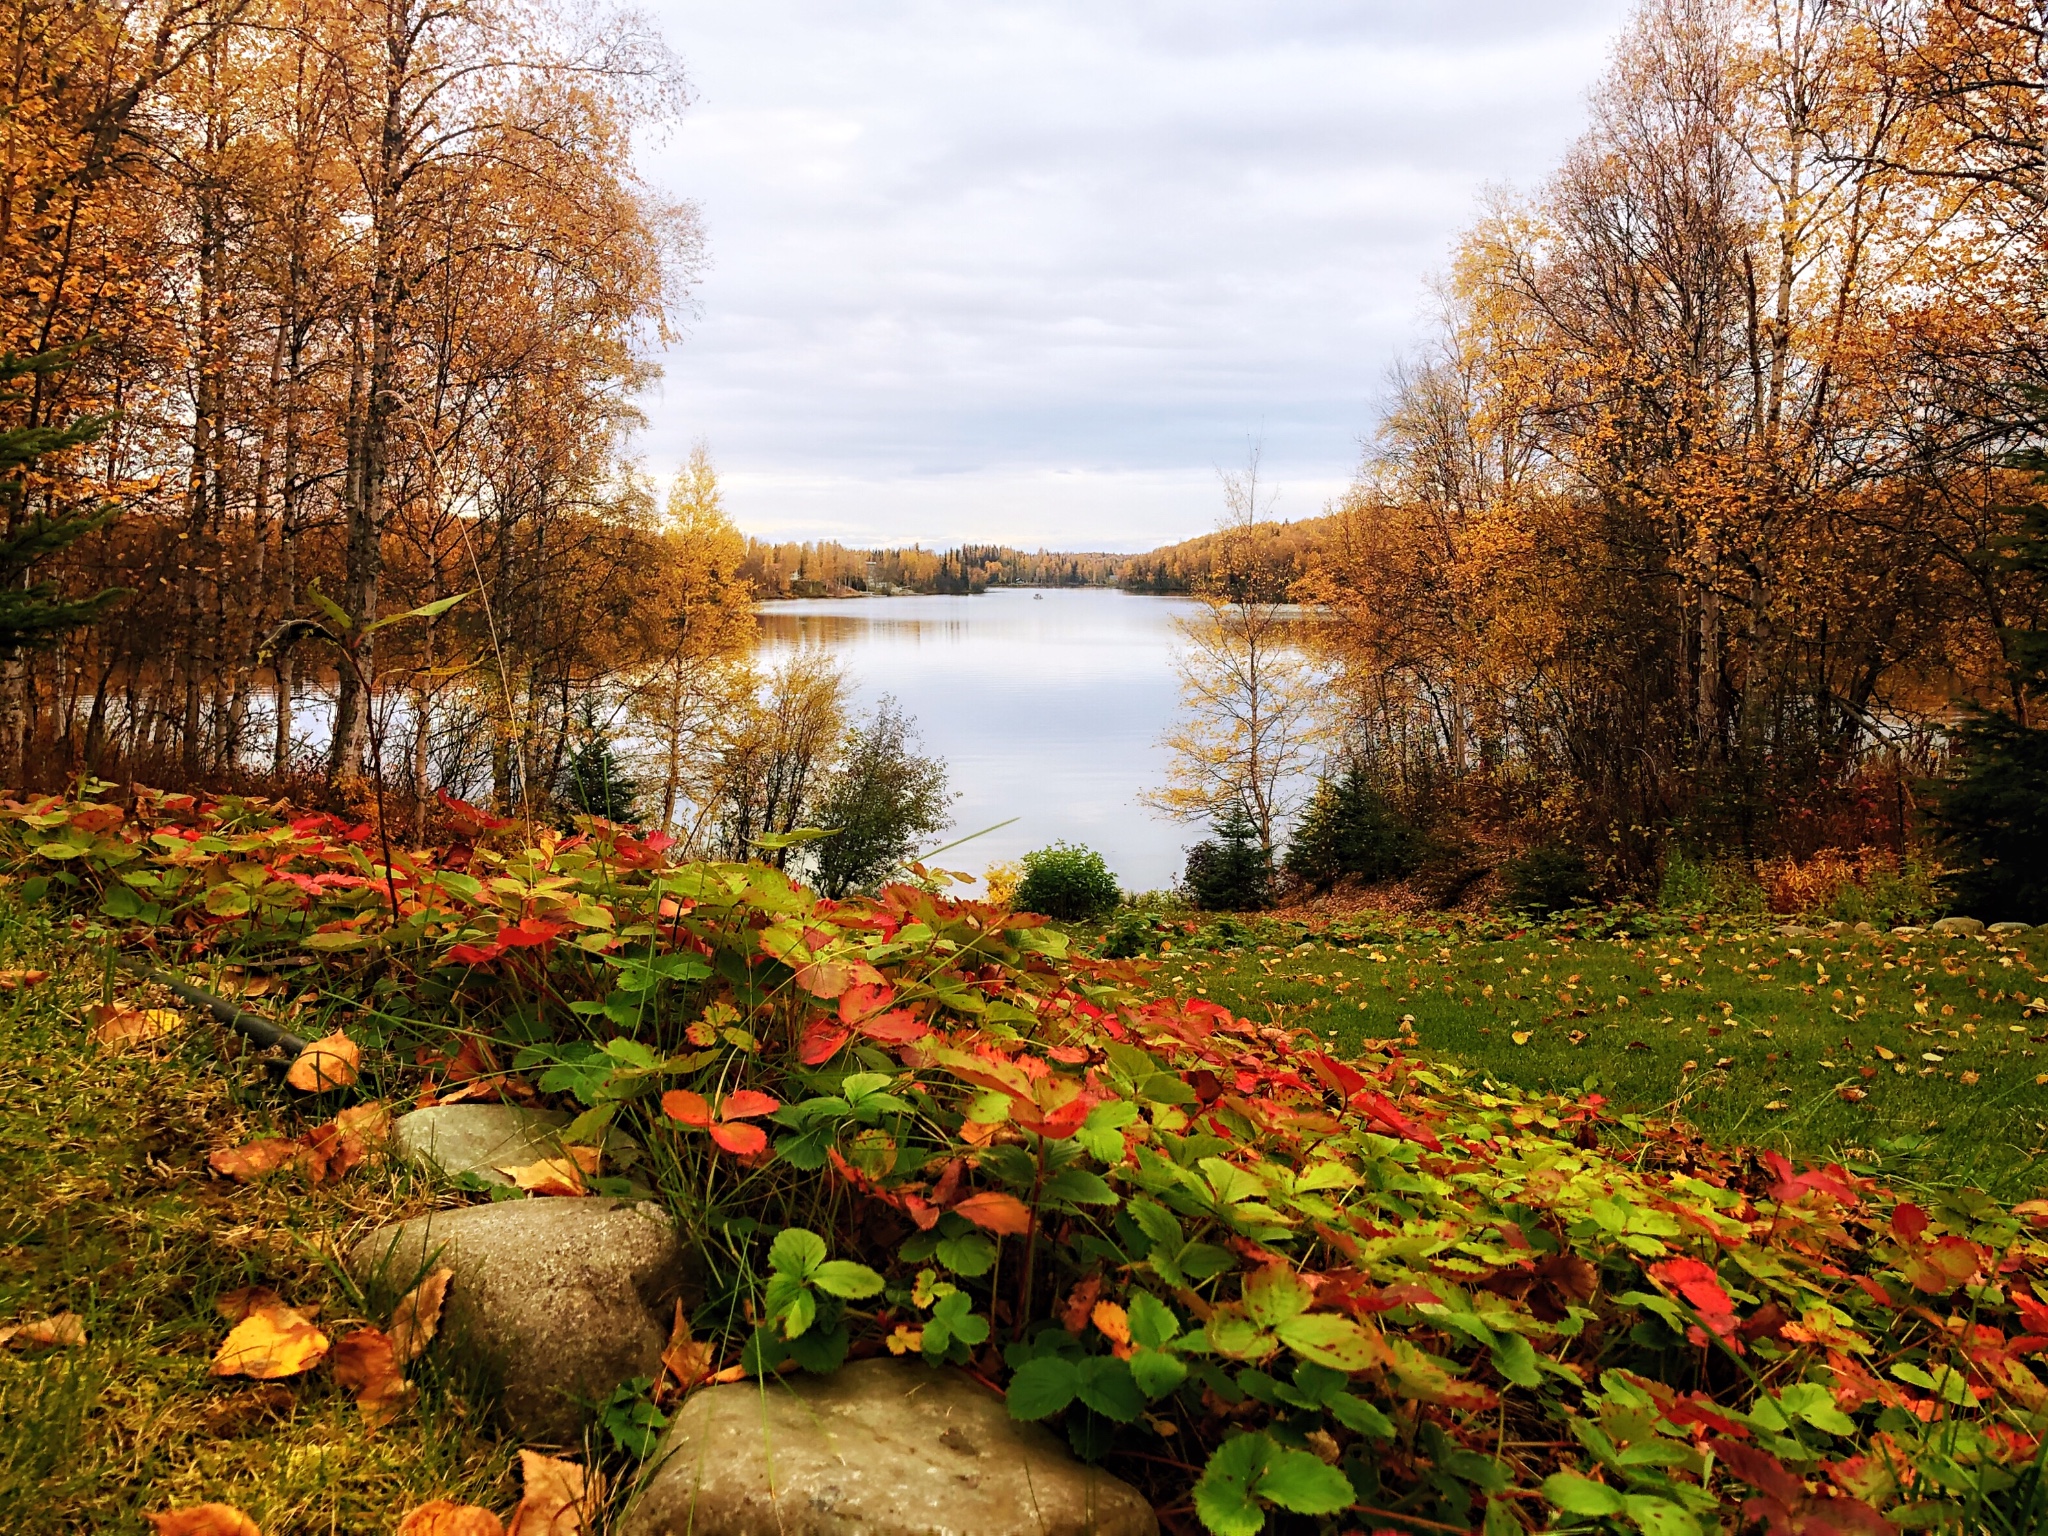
[445,942,503,966]
[1349,1090,1443,1152]
[2014,1288,2048,1336]
[1037,1093,1093,1140]
[855,1009,930,1045]
[839,983,896,1023]
[709,1121,768,1156]
[951,1190,1032,1235]
[1851,1275,1894,1308]
[661,1090,712,1128]
[720,1090,781,1121]
[1649,1257,1736,1325]
[798,1021,851,1065]
[496,919,563,949]
[1892,1203,1930,1242]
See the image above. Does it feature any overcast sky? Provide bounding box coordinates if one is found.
[632,1,1633,552]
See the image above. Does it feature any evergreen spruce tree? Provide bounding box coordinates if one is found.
[1935,496,2048,922]
[1283,761,1421,890]
[0,351,130,650]
[1183,800,1273,911]
[559,702,644,824]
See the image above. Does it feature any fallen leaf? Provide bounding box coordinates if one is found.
[212,1302,330,1379]
[659,1301,714,1392]
[0,1312,85,1349]
[504,1156,588,1197]
[0,968,48,989]
[1837,1086,1869,1103]
[506,1449,602,1536]
[951,1189,1032,1234]
[1510,1031,1532,1046]
[146,1506,262,1536]
[209,1139,303,1182]
[396,1503,505,1536]
[89,1003,183,1046]
[214,1288,283,1323]
[332,1100,393,1144]
[331,1326,410,1426]
[285,1032,359,1092]
[388,1268,453,1365]
[1091,1300,1132,1348]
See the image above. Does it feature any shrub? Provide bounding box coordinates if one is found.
[1500,843,1595,914]
[1182,802,1272,911]
[1754,846,1941,926]
[1658,850,1766,914]
[1283,764,1422,890]
[1012,841,1121,921]
[1935,708,2048,922]
[806,699,953,899]
[557,708,643,824]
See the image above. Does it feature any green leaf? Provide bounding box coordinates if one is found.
[362,590,469,635]
[750,826,839,850]
[1775,1382,1858,1436]
[1327,1392,1396,1439]
[1242,1266,1312,1329]
[1127,1290,1182,1350]
[1255,1448,1353,1515]
[810,1260,884,1299]
[1623,1495,1704,1536]
[1042,1168,1118,1207]
[1006,1356,1079,1421]
[1273,1314,1380,1371]
[1127,1197,1183,1250]
[1074,1357,1145,1422]
[935,1231,997,1277]
[1130,1347,1188,1399]
[780,1287,817,1341]
[769,1228,827,1279]
[1489,1331,1542,1389]
[1193,1433,1270,1536]
[1543,1473,1626,1517]
[307,585,352,632]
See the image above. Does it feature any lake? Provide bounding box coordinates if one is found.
[755,587,1206,893]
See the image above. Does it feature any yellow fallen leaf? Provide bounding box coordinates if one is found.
[504,1156,589,1197]
[212,1302,329,1379]
[332,1100,392,1144]
[209,1139,303,1182]
[396,1503,505,1536]
[885,1323,923,1355]
[1091,1300,1131,1348]
[506,1450,602,1536]
[389,1268,453,1365]
[0,968,49,989]
[285,1032,359,1092]
[1511,1031,1532,1046]
[331,1326,410,1426]
[89,1004,182,1046]
[146,1506,262,1536]
[0,1312,85,1349]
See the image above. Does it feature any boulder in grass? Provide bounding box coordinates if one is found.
[1987,921,2030,936]
[392,1103,640,1188]
[348,1197,687,1441]
[619,1358,1157,1536]
[1931,915,1986,937]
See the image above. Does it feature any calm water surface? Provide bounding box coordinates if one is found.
[756,588,1202,892]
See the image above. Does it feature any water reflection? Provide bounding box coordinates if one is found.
[755,588,1205,892]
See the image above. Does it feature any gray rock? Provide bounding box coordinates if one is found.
[619,1358,1157,1536]
[1779,923,1811,938]
[1931,916,1986,937]
[393,1103,639,1188]
[1987,922,2029,936]
[1891,926,1925,939]
[348,1197,684,1441]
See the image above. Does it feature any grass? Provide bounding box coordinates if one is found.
[0,902,520,1533]
[1140,916,2048,1201]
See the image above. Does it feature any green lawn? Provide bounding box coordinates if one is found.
[1144,919,2048,1200]
[0,905,516,1533]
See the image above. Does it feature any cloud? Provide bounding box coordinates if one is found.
[634,0,1631,548]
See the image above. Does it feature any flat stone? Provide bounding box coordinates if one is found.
[1931,916,1986,937]
[1987,922,2029,935]
[348,1197,684,1441]
[1891,926,1925,939]
[393,1104,640,1188]
[619,1358,1157,1536]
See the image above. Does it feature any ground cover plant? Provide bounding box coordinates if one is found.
[2,788,2047,1534]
